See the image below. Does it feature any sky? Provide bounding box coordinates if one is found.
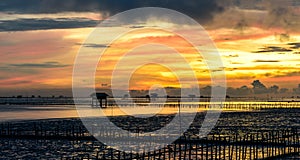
[0,0,300,96]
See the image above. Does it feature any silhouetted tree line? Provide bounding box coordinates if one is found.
[226,80,299,96]
[128,80,300,98]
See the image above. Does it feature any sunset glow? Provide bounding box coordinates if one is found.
[1,0,300,96]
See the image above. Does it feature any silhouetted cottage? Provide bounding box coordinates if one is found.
[91,92,109,108]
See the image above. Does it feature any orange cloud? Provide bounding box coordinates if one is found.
[95,28,209,90]
[0,28,93,89]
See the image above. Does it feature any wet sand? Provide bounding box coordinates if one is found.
[0,108,299,159]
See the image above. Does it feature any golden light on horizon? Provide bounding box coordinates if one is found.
[94,28,211,90]
[129,64,180,90]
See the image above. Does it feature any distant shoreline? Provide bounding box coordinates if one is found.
[0,97,300,105]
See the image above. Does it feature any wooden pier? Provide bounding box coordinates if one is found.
[102,100,300,110]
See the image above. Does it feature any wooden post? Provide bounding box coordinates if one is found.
[100,99,103,108]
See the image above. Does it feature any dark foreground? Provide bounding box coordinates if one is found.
[0,109,299,159]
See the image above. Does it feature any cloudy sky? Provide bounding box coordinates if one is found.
[0,0,300,96]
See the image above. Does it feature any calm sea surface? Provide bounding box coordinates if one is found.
[0,102,299,127]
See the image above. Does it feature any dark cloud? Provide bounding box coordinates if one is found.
[264,72,272,77]
[211,69,223,72]
[275,33,290,42]
[5,0,300,31]
[279,71,300,77]
[208,0,300,31]
[235,18,248,33]
[268,71,300,78]
[267,6,290,27]
[0,80,32,86]
[262,0,298,30]
[288,42,300,49]
[0,18,99,32]
[253,46,292,53]
[0,0,225,24]
[129,25,146,29]
[230,62,243,65]
[224,54,239,58]
[226,67,238,71]
[0,65,39,75]
[76,43,109,48]
[10,62,69,68]
[211,67,226,72]
[253,60,280,63]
